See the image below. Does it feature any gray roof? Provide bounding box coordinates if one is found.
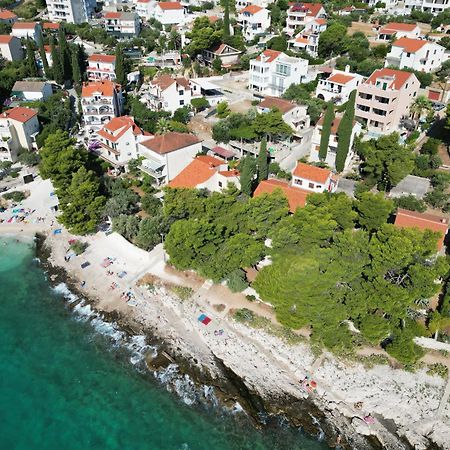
[336,178,357,198]
[389,175,431,199]
[12,81,48,93]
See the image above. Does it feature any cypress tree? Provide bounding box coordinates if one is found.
[257,137,269,182]
[318,101,334,160]
[50,36,64,85]
[77,44,88,79]
[58,25,71,81]
[71,47,81,87]
[239,153,256,196]
[37,29,49,77]
[25,39,38,77]
[115,45,127,86]
[335,90,357,173]
[223,0,230,40]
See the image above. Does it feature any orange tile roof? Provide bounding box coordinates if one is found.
[295,37,308,44]
[218,169,239,177]
[365,68,414,90]
[328,73,355,85]
[241,4,264,14]
[292,162,331,184]
[168,156,222,188]
[196,155,224,167]
[97,116,145,143]
[43,22,60,30]
[315,18,326,25]
[12,21,37,29]
[157,1,183,10]
[256,49,281,63]
[104,12,121,19]
[0,106,37,123]
[208,15,219,23]
[81,80,119,98]
[393,37,428,53]
[258,96,296,114]
[302,2,323,16]
[89,54,116,64]
[0,35,14,43]
[254,179,307,213]
[380,22,418,34]
[394,209,448,251]
[151,73,176,90]
[0,9,16,20]
[140,132,201,154]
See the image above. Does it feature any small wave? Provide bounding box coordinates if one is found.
[52,282,79,303]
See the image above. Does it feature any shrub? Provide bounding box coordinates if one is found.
[420,138,440,156]
[427,363,448,378]
[170,285,193,301]
[233,308,255,322]
[70,241,88,255]
[3,191,25,202]
[394,196,426,213]
[227,269,248,292]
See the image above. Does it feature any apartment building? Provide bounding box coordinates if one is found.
[94,116,149,167]
[284,2,326,36]
[287,17,326,56]
[385,38,445,72]
[316,68,364,104]
[249,49,308,96]
[237,5,270,41]
[11,22,41,43]
[309,112,362,171]
[0,35,23,61]
[46,0,96,23]
[355,68,419,135]
[0,107,39,162]
[0,9,17,25]
[405,0,450,14]
[145,74,200,114]
[154,2,185,25]
[377,22,421,41]
[87,54,116,81]
[104,12,140,37]
[135,0,153,19]
[138,132,202,184]
[81,80,124,132]
[292,162,337,193]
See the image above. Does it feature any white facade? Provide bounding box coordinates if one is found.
[316,68,364,104]
[11,81,53,101]
[11,22,41,43]
[104,12,140,37]
[309,114,362,172]
[249,49,308,97]
[47,0,96,23]
[0,107,39,162]
[237,5,270,41]
[135,0,153,19]
[377,23,421,41]
[385,39,445,72]
[154,2,185,25]
[0,36,23,62]
[87,54,116,81]
[291,162,337,193]
[284,2,326,36]
[405,0,450,14]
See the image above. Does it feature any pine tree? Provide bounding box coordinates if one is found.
[71,47,81,88]
[25,39,38,77]
[223,0,230,40]
[319,101,334,160]
[335,90,356,173]
[257,137,269,182]
[50,36,64,85]
[37,29,49,77]
[58,25,71,81]
[115,45,127,86]
[239,153,256,196]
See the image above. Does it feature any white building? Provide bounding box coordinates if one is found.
[0,107,39,162]
[249,49,308,96]
[46,0,96,23]
[94,116,150,167]
[145,74,200,114]
[405,0,450,14]
[309,113,362,172]
[0,35,23,61]
[284,2,326,36]
[202,43,242,68]
[135,0,153,19]
[11,81,53,101]
[256,96,310,135]
[0,9,17,25]
[291,162,337,193]
[11,22,41,43]
[377,22,421,41]
[316,68,364,104]
[82,80,124,132]
[138,132,203,184]
[168,155,241,191]
[237,5,270,41]
[288,26,324,58]
[104,12,140,37]
[385,38,445,72]
[154,1,185,25]
[87,54,116,81]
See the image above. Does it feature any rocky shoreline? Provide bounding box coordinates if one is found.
[34,233,446,450]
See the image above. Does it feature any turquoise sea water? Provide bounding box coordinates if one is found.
[0,237,330,450]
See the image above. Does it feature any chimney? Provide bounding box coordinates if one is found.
[345,65,350,73]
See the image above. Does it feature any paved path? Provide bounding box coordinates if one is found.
[437,375,450,417]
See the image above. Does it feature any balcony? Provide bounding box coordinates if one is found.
[140,158,165,179]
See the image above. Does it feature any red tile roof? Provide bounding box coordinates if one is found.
[168,156,223,188]
[241,4,264,14]
[292,162,331,184]
[328,73,355,85]
[157,1,183,10]
[0,35,14,43]
[365,68,414,90]
[218,169,239,177]
[394,209,448,251]
[258,96,296,114]
[140,132,201,154]
[212,146,235,159]
[0,9,17,20]
[254,179,308,213]
[12,21,37,29]
[151,73,176,90]
[256,49,281,63]
[315,18,326,25]
[196,155,224,167]
[89,54,116,64]
[392,37,428,53]
[104,12,122,19]
[295,37,308,45]
[97,116,145,143]
[302,2,323,17]
[43,22,60,30]
[81,80,119,98]
[380,22,418,34]
[0,106,37,123]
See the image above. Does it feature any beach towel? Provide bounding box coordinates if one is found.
[53,229,62,235]
[81,261,90,269]
[198,314,212,325]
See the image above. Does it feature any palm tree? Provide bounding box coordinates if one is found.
[410,95,432,129]
[156,118,171,135]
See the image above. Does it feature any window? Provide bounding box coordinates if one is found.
[294,178,303,185]
[218,181,223,188]
[406,52,411,57]
[179,100,184,105]
[308,182,314,189]
[317,185,322,189]
[178,90,184,95]
[275,63,291,76]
